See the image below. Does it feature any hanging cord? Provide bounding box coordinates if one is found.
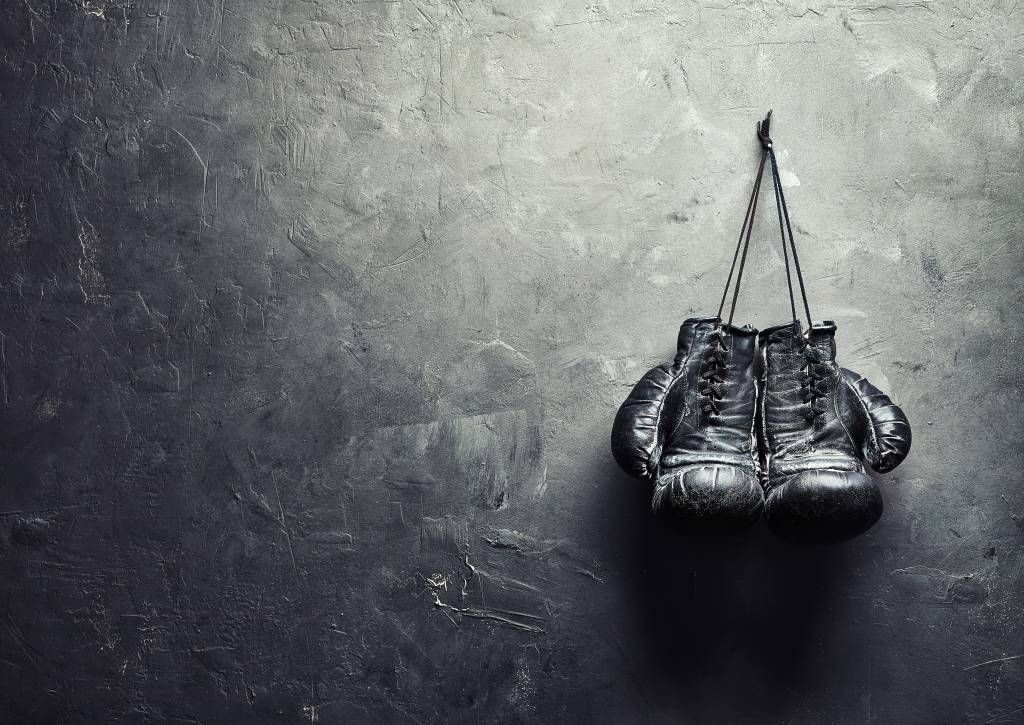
[716,110,814,328]
[771,169,798,322]
[704,124,769,420]
[759,117,826,421]
[716,145,769,326]
[761,115,798,323]
[706,112,819,420]
[764,134,813,328]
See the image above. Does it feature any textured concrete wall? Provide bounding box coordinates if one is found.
[1,1,1022,722]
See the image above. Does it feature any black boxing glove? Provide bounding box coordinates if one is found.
[757,320,911,542]
[611,317,764,532]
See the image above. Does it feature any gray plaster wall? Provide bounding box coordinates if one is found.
[1,1,1022,723]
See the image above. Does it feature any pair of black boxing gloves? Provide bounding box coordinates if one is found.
[610,114,911,543]
[610,316,911,542]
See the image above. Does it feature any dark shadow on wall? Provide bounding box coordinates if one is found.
[603,461,852,724]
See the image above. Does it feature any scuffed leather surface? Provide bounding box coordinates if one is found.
[652,465,764,531]
[758,321,860,467]
[609,361,679,481]
[841,369,913,473]
[763,469,884,543]
[611,317,762,530]
[757,321,911,542]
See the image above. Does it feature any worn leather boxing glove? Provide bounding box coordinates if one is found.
[611,317,764,531]
[757,320,912,542]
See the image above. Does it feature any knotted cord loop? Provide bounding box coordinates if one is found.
[758,110,773,150]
